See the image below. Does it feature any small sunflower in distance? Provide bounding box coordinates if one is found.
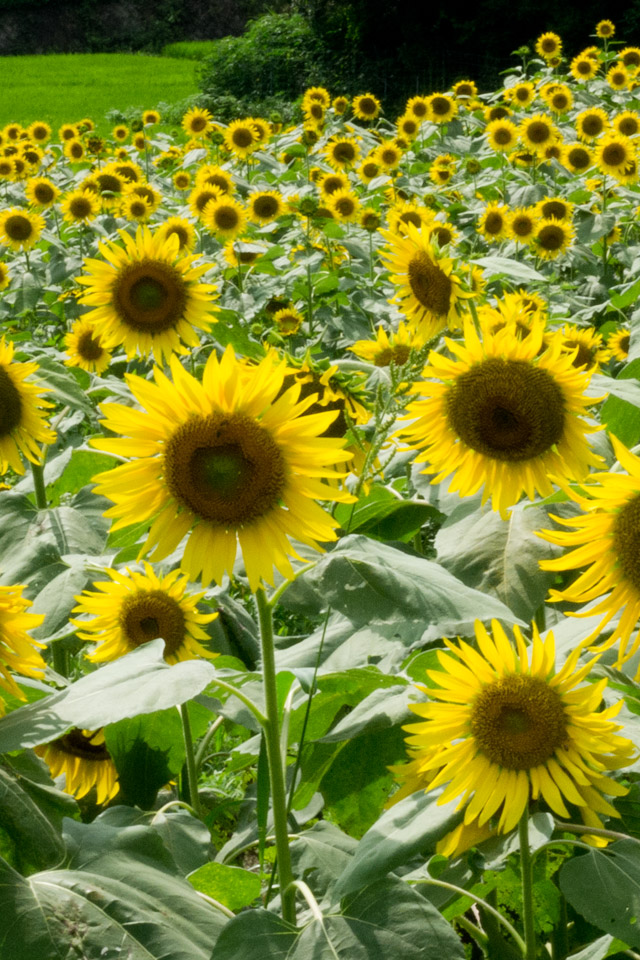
[534,217,575,260]
[224,119,258,159]
[0,584,45,715]
[182,106,214,138]
[72,562,218,664]
[609,327,630,361]
[391,619,634,840]
[61,188,101,224]
[203,194,247,241]
[540,438,640,672]
[352,93,381,121]
[273,305,304,336]
[25,177,60,210]
[486,118,519,153]
[348,321,424,367]
[35,729,119,805]
[0,338,55,475]
[155,216,196,253]
[0,207,44,251]
[91,346,354,591]
[247,189,286,224]
[398,319,602,517]
[76,226,217,364]
[596,20,615,38]
[64,318,112,375]
[535,32,562,61]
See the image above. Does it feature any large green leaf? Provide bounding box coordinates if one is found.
[289,821,358,903]
[188,861,261,911]
[299,535,521,628]
[0,639,218,753]
[104,709,187,809]
[29,354,96,415]
[211,909,297,960]
[332,787,464,901]
[599,359,640,447]
[471,256,545,282]
[434,501,560,622]
[0,853,225,959]
[0,765,65,873]
[559,841,640,947]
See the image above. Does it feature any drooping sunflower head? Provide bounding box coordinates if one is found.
[609,326,630,362]
[392,618,634,839]
[76,226,218,364]
[0,583,45,715]
[64,318,113,375]
[398,319,602,516]
[36,729,119,805]
[91,347,355,590]
[0,207,44,251]
[556,323,610,372]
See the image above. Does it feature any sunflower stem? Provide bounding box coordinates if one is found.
[180,702,203,820]
[30,460,48,510]
[518,807,537,960]
[255,586,296,927]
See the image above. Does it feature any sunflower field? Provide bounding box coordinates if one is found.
[3,20,640,960]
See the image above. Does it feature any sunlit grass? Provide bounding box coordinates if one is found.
[0,53,199,134]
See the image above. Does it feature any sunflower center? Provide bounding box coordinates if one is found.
[527,121,551,143]
[214,206,240,231]
[113,259,187,332]
[34,183,55,204]
[362,162,379,178]
[0,366,23,437]
[577,60,591,75]
[603,143,627,166]
[515,87,530,102]
[563,340,594,369]
[471,675,567,769]
[120,589,186,655]
[494,127,513,145]
[568,147,591,168]
[613,494,640,592]
[5,215,32,241]
[431,97,450,116]
[164,412,286,527]
[541,201,567,219]
[538,224,565,251]
[77,330,104,361]
[253,195,279,217]
[619,118,639,136]
[359,97,377,115]
[407,251,452,317]
[190,116,207,132]
[232,128,253,148]
[400,211,423,229]
[446,357,566,462]
[333,142,356,163]
[70,197,91,218]
[96,173,121,194]
[55,729,110,761]
[484,211,505,235]
[512,215,534,236]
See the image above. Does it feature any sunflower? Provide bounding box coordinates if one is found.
[182,106,214,139]
[485,104,512,122]
[25,176,60,209]
[571,55,600,82]
[58,123,79,142]
[428,94,457,124]
[535,197,573,222]
[485,118,519,153]
[546,85,573,114]
[332,95,349,115]
[189,184,223,220]
[202,194,247,241]
[556,324,610,372]
[375,140,403,171]
[535,32,562,60]
[509,207,539,244]
[302,86,331,109]
[92,167,126,208]
[595,134,637,179]
[562,142,593,174]
[326,188,360,222]
[324,137,361,170]
[35,729,119,805]
[348,320,424,367]
[173,170,191,191]
[609,327,630,361]
[72,562,218,665]
[505,82,536,109]
[396,114,421,140]
[613,111,640,138]
[452,80,477,99]
[0,262,9,290]
[390,619,633,842]
[608,63,629,90]
[0,207,44,251]
[0,338,55,475]
[120,193,152,223]
[64,318,112,375]
[303,100,325,124]
[0,584,45,715]
[596,20,615,38]
[125,182,162,214]
[381,223,472,339]
[534,217,575,260]
[27,121,51,143]
[620,47,640,69]
[155,216,196,253]
[352,93,381,121]
[477,202,510,243]
[91,347,353,590]
[428,220,458,248]
[142,109,160,126]
[520,114,558,154]
[576,108,609,142]
[63,139,85,162]
[398,319,602,516]
[76,226,217,364]
[319,171,350,197]
[248,189,286,224]
[539,437,640,672]
[60,188,101,224]
[359,207,381,231]
[224,120,258,159]
[273,305,304,336]
[477,294,547,342]
[112,160,144,184]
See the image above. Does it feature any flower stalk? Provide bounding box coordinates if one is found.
[518,806,537,960]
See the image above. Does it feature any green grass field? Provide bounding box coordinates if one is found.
[0,53,199,135]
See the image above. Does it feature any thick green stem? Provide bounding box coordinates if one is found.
[30,460,48,510]
[518,808,537,960]
[255,587,296,927]
[180,702,203,820]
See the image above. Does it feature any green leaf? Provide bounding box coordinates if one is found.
[0,639,218,753]
[13,272,43,311]
[0,853,225,959]
[30,555,89,640]
[576,212,617,244]
[434,501,560,622]
[318,684,413,743]
[300,535,521,628]
[332,787,464,901]
[48,449,117,505]
[0,766,65,874]
[599,360,640,447]
[611,276,640,310]
[188,861,261,910]
[335,485,441,542]
[211,908,297,959]
[471,256,545,282]
[29,355,96,415]
[290,821,358,902]
[104,710,187,809]
[567,935,620,959]
[559,841,640,947]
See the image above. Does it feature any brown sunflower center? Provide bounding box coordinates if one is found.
[484,211,505,235]
[613,494,640,592]
[164,412,286,527]
[166,226,189,249]
[232,128,254,149]
[96,173,122,195]
[411,101,428,118]
[54,729,111,761]
[489,106,510,120]
[552,93,569,110]
[568,147,591,169]
[512,215,534,237]
[407,251,452,317]
[563,340,595,369]
[358,97,377,115]
[374,344,411,367]
[430,96,451,116]
[253,195,279,218]
[537,224,566,251]
[70,196,92,218]
[576,60,592,75]
[332,142,356,163]
[602,143,627,167]
[112,259,187,332]
[4,214,33,242]
[541,38,558,53]
[77,330,104,361]
[190,116,207,132]
[494,127,513,145]
[34,183,55,204]
[213,205,240,231]
[120,589,186,655]
[618,334,630,355]
[334,196,356,216]
[471,675,567,769]
[619,117,639,136]
[583,116,604,137]
[362,162,379,178]
[515,87,530,102]
[526,121,551,144]
[0,366,23,437]
[623,51,640,67]
[446,357,566,462]
[541,201,568,219]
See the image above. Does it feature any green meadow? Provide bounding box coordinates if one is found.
[0,53,199,134]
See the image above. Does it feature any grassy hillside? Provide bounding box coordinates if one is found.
[0,53,199,134]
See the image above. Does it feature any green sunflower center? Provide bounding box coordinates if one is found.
[446,357,566,462]
[164,412,287,526]
[613,494,640,592]
[0,366,23,437]
[407,251,452,317]
[113,259,187,332]
[54,729,111,761]
[120,589,186,655]
[4,215,33,242]
[471,675,567,769]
